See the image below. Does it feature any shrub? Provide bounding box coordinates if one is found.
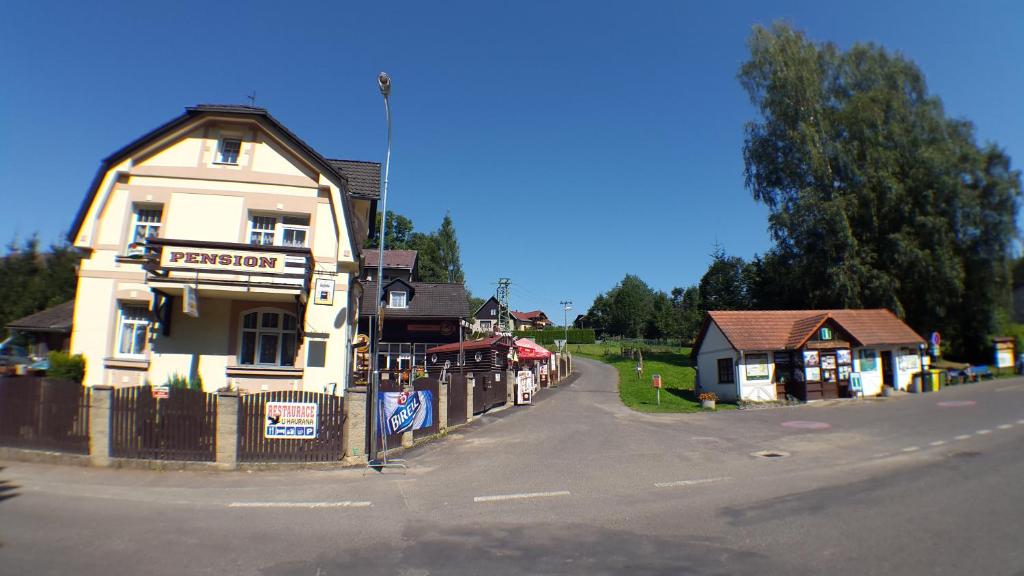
[47,351,86,383]
[164,373,203,390]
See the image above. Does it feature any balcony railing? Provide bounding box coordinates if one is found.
[141,238,313,294]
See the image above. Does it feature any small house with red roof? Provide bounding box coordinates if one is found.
[693,309,926,402]
[510,310,551,331]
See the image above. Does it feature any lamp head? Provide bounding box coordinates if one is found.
[378,72,391,97]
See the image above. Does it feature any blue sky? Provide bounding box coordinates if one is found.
[2,1,1021,319]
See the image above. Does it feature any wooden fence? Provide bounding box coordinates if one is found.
[238,390,345,463]
[0,377,90,454]
[447,374,468,425]
[110,386,217,461]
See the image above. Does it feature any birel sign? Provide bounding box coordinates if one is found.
[159,248,287,274]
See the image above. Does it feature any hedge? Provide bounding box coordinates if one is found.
[513,328,596,345]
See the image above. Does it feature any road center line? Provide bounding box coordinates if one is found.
[954,434,972,441]
[654,477,731,488]
[902,446,920,452]
[227,501,372,509]
[929,440,947,447]
[474,491,571,503]
[997,424,1013,430]
[976,429,992,435]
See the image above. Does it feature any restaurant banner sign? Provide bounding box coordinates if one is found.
[379,390,433,436]
[264,401,318,439]
[160,247,288,274]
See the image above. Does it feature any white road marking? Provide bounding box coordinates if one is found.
[228,501,372,509]
[474,491,571,503]
[995,385,1022,392]
[955,434,972,441]
[1018,419,1024,425]
[998,424,1013,430]
[976,429,992,435]
[901,446,920,453]
[873,452,891,458]
[654,477,731,488]
[929,440,947,447]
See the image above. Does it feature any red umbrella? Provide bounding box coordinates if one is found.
[515,338,552,360]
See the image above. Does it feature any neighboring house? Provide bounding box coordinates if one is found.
[361,249,417,283]
[471,296,502,333]
[693,309,926,402]
[67,104,378,394]
[6,300,75,357]
[358,279,469,374]
[510,310,551,330]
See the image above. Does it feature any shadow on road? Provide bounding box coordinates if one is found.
[0,467,19,504]
[258,521,782,576]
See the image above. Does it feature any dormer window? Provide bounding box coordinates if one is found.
[217,138,241,164]
[389,291,407,308]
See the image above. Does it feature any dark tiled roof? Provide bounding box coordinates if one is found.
[361,281,468,319]
[697,309,925,353]
[327,159,381,200]
[6,301,75,333]
[362,249,417,270]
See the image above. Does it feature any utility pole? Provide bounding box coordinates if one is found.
[497,278,512,333]
[560,301,572,350]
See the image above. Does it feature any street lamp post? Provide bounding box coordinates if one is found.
[560,300,572,351]
[368,72,392,465]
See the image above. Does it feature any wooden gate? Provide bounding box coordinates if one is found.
[447,374,467,425]
[111,386,217,461]
[472,371,506,414]
[0,377,90,454]
[412,377,439,440]
[238,390,344,463]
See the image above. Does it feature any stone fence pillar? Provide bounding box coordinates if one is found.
[401,383,414,448]
[439,377,449,431]
[342,386,368,465]
[216,392,239,470]
[506,370,514,406]
[466,373,475,423]
[89,386,113,467]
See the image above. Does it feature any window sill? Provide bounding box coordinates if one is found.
[211,161,240,166]
[104,357,150,370]
[226,365,303,378]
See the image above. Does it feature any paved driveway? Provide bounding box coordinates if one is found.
[2,358,1023,575]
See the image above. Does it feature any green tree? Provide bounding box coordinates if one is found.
[0,236,82,333]
[364,212,414,249]
[437,212,464,284]
[671,285,704,343]
[739,23,1021,361]
[408,232,446,283]
[608,274,655,339]
[698,245,751,311]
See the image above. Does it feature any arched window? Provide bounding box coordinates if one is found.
[239,309,297,366]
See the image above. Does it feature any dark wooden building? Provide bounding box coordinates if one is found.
[359,279,469,373]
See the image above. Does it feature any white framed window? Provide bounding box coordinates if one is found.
[129,205,163,250]
[490,308,496,317]
[248,214,309,247]
[216,138,242,164]
[239,309,298,367]
[480,320,492,330]
[389,291,407,308]
[117,304,150,358]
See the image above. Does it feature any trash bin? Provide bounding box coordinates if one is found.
[930,369,945,392]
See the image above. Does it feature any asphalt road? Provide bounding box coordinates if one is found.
[2,357,1023,575]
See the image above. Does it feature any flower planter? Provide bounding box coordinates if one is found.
[701,399,716,410]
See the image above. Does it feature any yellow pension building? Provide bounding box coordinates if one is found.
[68,104,379,394]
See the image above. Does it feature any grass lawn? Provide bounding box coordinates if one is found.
[568,343,736,413]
